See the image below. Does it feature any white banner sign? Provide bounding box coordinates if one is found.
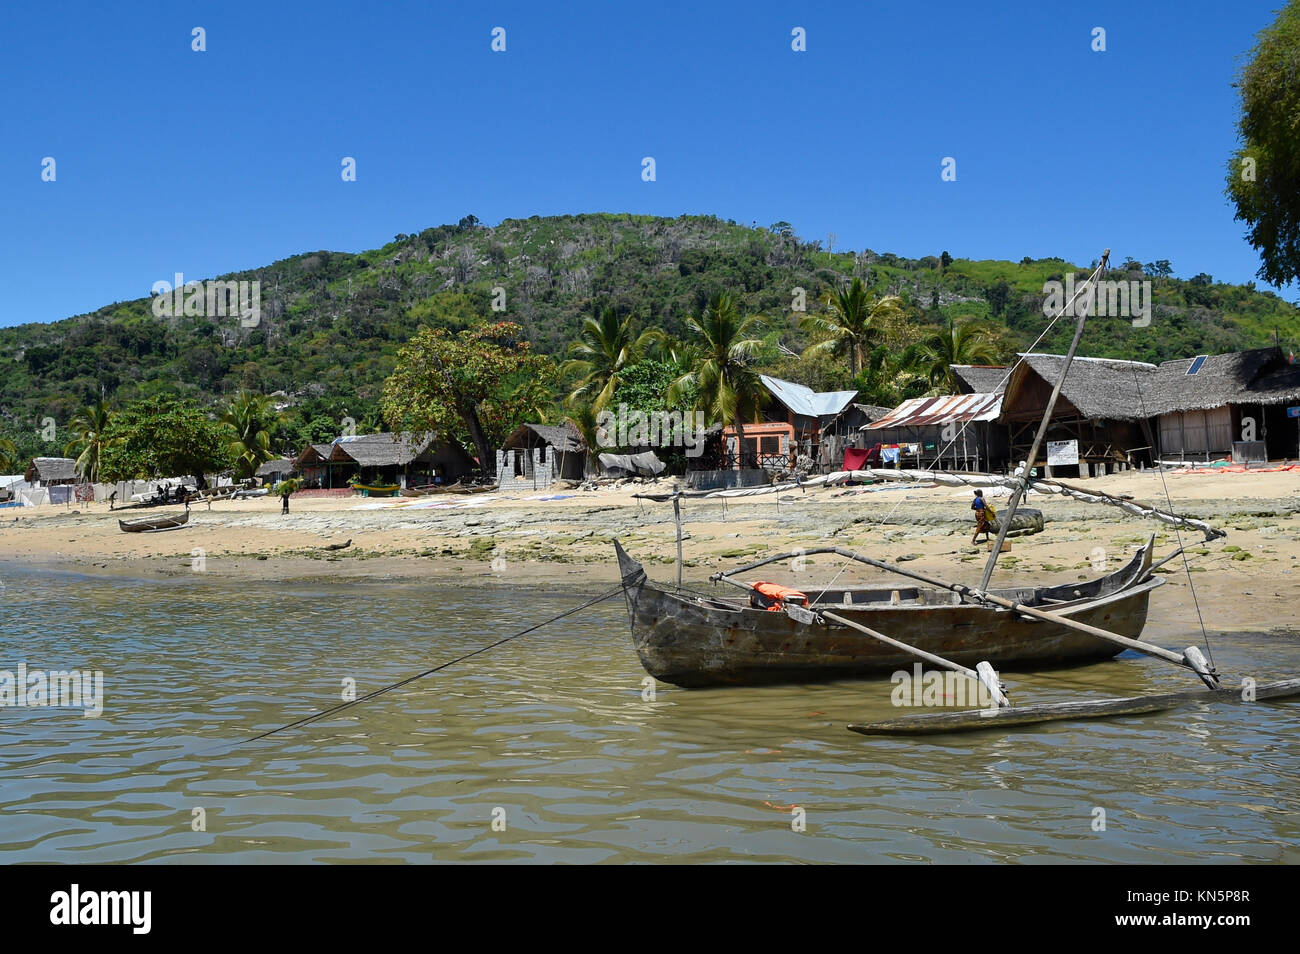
[1047,439,1079,466]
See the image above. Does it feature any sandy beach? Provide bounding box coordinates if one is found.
[3,468,1298,634]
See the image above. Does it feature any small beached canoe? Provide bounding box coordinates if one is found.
[118,510,190,533]
[352,483,400,497]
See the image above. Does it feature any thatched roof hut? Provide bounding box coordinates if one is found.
[329,432,433,467]
[498,423,586,488]
[24,457,79,485]
[999,355,1159,473]
[501,422,585,454]
[255,458,296,480]
[1144,347,1300,460]
[1002,355,1157,423]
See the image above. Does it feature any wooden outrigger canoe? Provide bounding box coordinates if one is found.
[401,481,495,497]
[610,250,1268,730]
[118,510,190,533]
[613,539,1163,688]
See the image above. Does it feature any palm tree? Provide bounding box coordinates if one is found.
[221,391,278,480]
[799,278,904,378]
[670,291,768,467]
[914,318,1002,394]
[0,437,18,474]
[856,345,929,408]
[565,401,601,478]
[63,400,113,483]
[562,307,660,410]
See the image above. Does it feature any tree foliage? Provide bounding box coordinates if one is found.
[63,399,113,483]
[799,278,904,378]
[381,321,556,475]
[1227,0,1300,285]
[221,391,279,480]
[671,292,768,463]
[99,400,233,484]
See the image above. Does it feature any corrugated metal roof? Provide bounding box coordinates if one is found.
[864,392,1002,429]
[759,375,858,418]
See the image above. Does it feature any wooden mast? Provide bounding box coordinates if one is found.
[977,250,1110,593]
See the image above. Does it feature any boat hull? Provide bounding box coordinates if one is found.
[615,542,1162,688]
[118,510,190,533]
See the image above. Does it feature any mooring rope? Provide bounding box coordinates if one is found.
[215,583,627,749]
[1127,364,1215,666]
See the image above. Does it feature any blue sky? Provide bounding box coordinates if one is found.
[0,0,1287,328]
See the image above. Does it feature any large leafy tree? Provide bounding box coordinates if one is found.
[1226,1,1300,285]
[914,319,1004,394]
[670,291,768,466]
[381,321,556,476]
[561,307,659,409]
[63,399,114,483]
[99,401,234,486]
[799,278,904,378]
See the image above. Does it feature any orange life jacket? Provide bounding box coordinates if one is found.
[751,582,809,611]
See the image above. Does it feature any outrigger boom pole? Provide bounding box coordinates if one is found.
[712,545,1221,690]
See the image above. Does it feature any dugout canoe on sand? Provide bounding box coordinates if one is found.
[118,509,190,533]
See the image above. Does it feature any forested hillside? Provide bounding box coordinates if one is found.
[2,213,1296,463]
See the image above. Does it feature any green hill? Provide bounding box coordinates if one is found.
[2,213,1297,462]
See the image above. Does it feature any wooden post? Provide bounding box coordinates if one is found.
[978,251,1109,592]
[672,485,683,593]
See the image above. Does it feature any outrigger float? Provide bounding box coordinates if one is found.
[612,250,1300,733]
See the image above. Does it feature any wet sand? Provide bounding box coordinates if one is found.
[2,468,1298,633]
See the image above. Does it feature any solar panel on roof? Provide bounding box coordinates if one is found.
[1186,355,1208,375]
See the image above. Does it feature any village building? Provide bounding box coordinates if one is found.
[997,346,1300,475]
[296,433,475,489]
[1141,347,1300,462]
[497,423,586,491]
[255,458,297,486]
[24,457,80,487]
[864,392,1007,471]
[999,354,1158,477]
[295,443,338,488]
[816,403,893,471]
[721,375,858,471]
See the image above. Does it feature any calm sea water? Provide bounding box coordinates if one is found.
[1,561,1297,864]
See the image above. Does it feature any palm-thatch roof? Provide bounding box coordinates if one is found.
[255,458,296,478]
[25,457,79,483]
[329,432,436,467]
[1002,347,1300,423]
[295,443,337,467]
[1002,354,1158,422]
[1142,347,1300,416]
[501,422,585,453]
[819,403,894,437]
[951,365,1010,395]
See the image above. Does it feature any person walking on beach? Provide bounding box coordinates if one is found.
[281,486,290,515]
[971,489,994,545]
